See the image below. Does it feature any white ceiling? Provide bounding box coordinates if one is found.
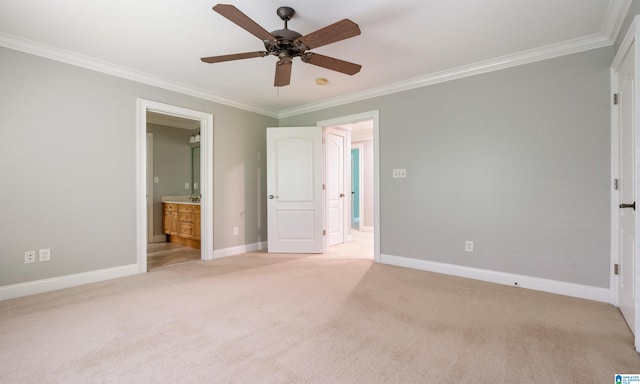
[0,0,630,118]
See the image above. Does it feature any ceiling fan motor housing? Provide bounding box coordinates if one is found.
[266,7,307,59]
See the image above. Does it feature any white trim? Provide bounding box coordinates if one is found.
[0,264,138,301]
[351,143,365,232]
[146,133,154,243]
[381,254,610,303]
[136,99,215,274]
[213,241,268,259]
[279,34,612,118]
[602,0,633,43]
[0,33,278,118]
[317,111,380,263]
[611,65,621,307]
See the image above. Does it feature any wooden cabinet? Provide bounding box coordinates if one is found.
[163,202,200,249]
[163,203,179,235]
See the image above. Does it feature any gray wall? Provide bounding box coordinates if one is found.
[0,46,275,286]
[281,47,614,288]
[147,124,193,237]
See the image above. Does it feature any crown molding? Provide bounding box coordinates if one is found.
[602,0,633,43]
[0,32,279,119]
[1,0,631,121]
[278,33,612,119]
[278,0,630,119]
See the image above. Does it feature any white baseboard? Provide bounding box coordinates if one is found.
[0,264,139,301]
[380,254,610,303]
[361,226,374,233]
[213,241,268,259]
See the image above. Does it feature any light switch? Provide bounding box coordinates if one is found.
[392,169,407,178]
[185,182,190,189]
[154,176,159,184]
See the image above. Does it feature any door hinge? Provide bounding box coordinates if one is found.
[614,178,620,190]
[614,93,619,105]
[322,184,326,190]
[323,230,326,236]
[614,263,619,275]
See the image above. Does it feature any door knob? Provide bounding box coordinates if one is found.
[339,193,345,198]
[268,194,279,199]
[620,201,635,210]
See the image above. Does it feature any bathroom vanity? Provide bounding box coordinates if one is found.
[163,201,201,249]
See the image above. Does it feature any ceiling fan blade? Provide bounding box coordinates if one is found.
[274,58,292,87]
[201,51,269,64]
[213,4,275,42]
[297,19,361,50]
[301,53,361,75]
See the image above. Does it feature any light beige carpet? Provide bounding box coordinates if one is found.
[1,252,638,383]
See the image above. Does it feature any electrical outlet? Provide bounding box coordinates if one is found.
[24,250,36,264]
[233,227,239,236]
[185,182,190,189]
[39,248,51,262]
[465,241,474,252]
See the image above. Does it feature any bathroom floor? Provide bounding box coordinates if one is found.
[147,242,200,271]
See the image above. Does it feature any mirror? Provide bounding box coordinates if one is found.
[191,145,200,196]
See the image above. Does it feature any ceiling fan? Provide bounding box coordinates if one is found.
[201,4,362,87]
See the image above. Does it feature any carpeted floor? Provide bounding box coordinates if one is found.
[0,249,638,383]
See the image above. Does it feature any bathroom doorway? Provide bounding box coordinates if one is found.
[136,99,214,273]
[146,113,202,270]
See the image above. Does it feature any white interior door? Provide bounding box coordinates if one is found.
[617,41,637,335]
[267,127,324,253]
[326,129,346,246]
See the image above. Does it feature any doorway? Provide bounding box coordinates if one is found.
[136,99,214,273]
[318,111,380,262]
[146,113,202,270]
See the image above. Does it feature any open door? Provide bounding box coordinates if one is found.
[267,127,324,253]
[612,19,640,352]
[325,127,349,246]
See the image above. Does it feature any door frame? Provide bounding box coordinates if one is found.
[351,143,364,232]
[318,110,380,263]
[136,99,214,273]
[146,133,154,243]
[611,15,640,351]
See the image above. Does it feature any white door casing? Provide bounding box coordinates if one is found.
[326,128,348,246]
[351,143,365,232]
[611,16,640,352]
[146,133,154,243]
[267,127,324,253]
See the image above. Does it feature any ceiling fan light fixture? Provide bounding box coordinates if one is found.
[315,77,329,86]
